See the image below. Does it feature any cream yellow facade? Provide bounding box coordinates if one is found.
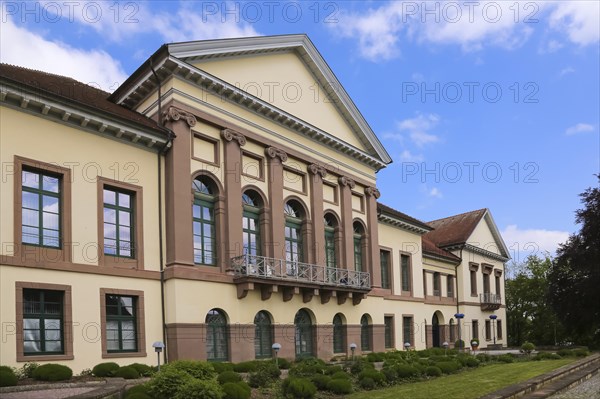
[0,35,508,372]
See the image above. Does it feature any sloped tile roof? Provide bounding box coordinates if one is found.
[425,209,487,248]
[377,203,433,231]
[422,237,461,262]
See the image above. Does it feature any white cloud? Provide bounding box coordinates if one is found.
[549,1,600,46]
[0,17,127,92]
[399,150,424,162]
[429,187,443,198]
[565,123,595,136]
[397,113,441,147]
[539,39,564,54]
[559,66,575,77]
[501,224,569,262]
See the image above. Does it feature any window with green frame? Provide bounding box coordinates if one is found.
[401,254,411,292]
[103,188,134,258]
[254,311,273,359]
[21,169,61,248]
[106,295,137,352]
[380,250,391,289]
[284,202,303,275]
[324,214,337,271]
[360,314,371,351]
[384,316,394,349]
[242,192,261,257]
[403,316,413,347]
[193,177,216,265]
[23,289,64,355]
[353,222,364,273]
[206,309,229,361]
[332,314,346,354]
[294,309,313,358]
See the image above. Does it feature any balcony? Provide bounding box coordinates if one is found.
[480,292,502,310]
[231,255,371,305]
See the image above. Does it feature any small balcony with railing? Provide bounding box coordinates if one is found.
[480,292,502,310]
[231,255,371,305]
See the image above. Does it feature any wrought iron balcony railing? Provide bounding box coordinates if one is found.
[480,292,502,304]
[231,254,371,290]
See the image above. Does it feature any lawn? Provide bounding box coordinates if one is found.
[348,358,576,399]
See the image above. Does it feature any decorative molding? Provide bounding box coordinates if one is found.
[265,146,288,162]
[307,163,327,178]
[338,176,356,189]
[220,128,246,146]
[163,106,196,127]
[494,269,503,277]
[365,186,381,199]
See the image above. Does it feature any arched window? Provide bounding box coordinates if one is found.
[333,313,346,354]
[324,214,337,273]
[360,314,371,351]
[353,222,365,272]
[285,201,304,275]
[206,309,228,361]
[254,311,273,359]
[242,191,261,258]
[193,176,216,265]
[294,309,313,358]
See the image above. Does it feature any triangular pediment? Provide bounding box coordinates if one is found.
[466,210,510,259]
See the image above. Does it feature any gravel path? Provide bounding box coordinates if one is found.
[549,372,600,399]
[0,387,95,399]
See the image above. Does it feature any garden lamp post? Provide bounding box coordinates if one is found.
[350,343,357,361]
[152,341,165,371]
[454,313,465,351]
[272,343,281,367]
[489,315,497,346]
[404,342,411,351]
[442,341,449,357]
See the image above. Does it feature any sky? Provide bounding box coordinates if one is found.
[1,1,598,265]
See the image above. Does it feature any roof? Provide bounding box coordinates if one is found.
[0,63,165,133]
[424,209,487,248]
[109,34,392,169]
[377,203,433,232]
[422,237,461,263]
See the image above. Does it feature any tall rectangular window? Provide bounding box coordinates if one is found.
[447,275,454,298]
[402,316,413,347]
[433,273,441,296]
[21,170,61,248]
[472,320,479,340]
[485,320,491,341]
[495,274,501,295]
[401,254,411,292]
[380,250,391,289]
[384,316,394,349]
[470,270,477,296]
[497,320,503,339]
[193,199,216,265]
[23,289,64,355]
[483,273,491,294]
[103,188,134,258]
[105,295,137,352]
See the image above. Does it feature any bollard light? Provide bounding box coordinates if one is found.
[454,313,465,351]
[489,314,498,346]
[404,342,411,351]
[272,343,281,367]
[350,343,357,361]
[442,341,449,357]
[152,341,165,371]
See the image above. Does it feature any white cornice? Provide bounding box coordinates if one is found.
[464,244,509,262]
[378,214,430,235]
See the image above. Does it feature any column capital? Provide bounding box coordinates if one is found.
[221,128,247,146]
[162,106,196,127]
[365,186,381,199]
[265,146,288,162]
[338,176,356,189]
[307,163,327,179]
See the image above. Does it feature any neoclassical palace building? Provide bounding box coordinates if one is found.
[0,35,510,372]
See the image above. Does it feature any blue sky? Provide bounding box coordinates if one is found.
[1,1,598,263]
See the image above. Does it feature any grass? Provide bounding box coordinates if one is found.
[348,358,576,399]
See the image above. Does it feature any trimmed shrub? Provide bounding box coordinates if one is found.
[326,378,353,394]
[497,354,515,363]
[232,361,258,373]
[32,364,72,381]
[358,369,385,386]
[92,362,120,377]
[289,358,326,377]
[395,364,419,379]
[218,371,242,385]
[125,384,152,399]
[425,366,442,377]
[115,366,140,379]
[330,371,351,380]
[534,352,561,361]
[465,357,481,367]
[163,360,217,380]
[128,363,154,377]
[573,348,590,357]
[476,353,492,363]
[173,378,223,399]
[324,365,343,375]
[359,377,375,390]
[282,377,317,399]
[277,358,292,370]
[366,352,385,362]
[521,342,535,355]
[222,382,251,399]
[212,363,234,374]
[454,339,465,350]
[557,349,573,357]
[349,359,374,375]
[311,375,331,391]
[0,368,18,387]
[248,361,280,388]
[381,367,397,383]
[148,368,193,399]
[435,361,460,374]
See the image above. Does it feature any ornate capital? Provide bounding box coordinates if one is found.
[365,186,381,199]
[162,106,196,127]
[338,176,356,189]
[307,163,327,179]
[265,146,288,162]
[220,128,246,146]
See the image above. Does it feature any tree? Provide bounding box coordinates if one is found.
[548,177,600,348]
[506,255,565,346]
